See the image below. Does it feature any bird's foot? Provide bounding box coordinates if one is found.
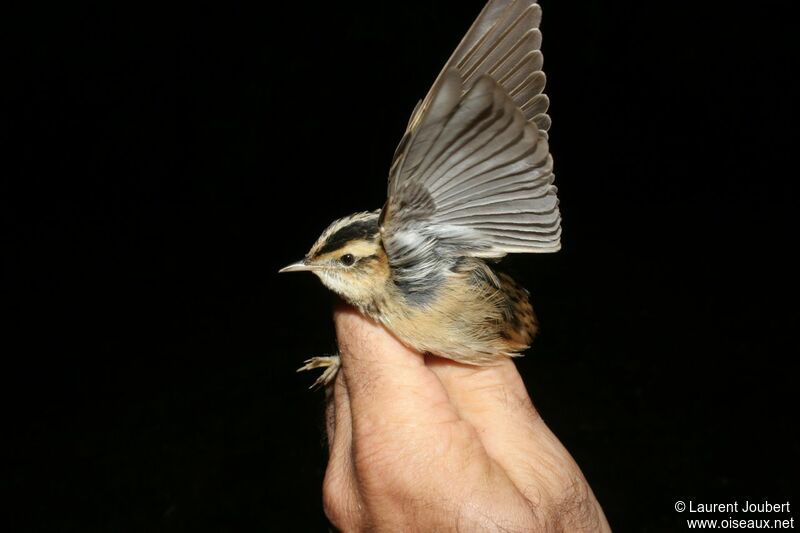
[297,355,341,390]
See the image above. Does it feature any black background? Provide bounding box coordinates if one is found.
[5,0,799,530]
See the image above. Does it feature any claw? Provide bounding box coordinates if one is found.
[297,355,341,390]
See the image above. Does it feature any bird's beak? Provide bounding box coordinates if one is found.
[279,259,318,273]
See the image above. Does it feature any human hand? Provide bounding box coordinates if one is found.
[321,305,611,532]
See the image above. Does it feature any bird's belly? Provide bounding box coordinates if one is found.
[375,273,534,365]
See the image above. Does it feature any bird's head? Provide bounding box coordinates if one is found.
[279,211,389,306]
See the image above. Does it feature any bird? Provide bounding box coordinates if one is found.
[280,0,561,388]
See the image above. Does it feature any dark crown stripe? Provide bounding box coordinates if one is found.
[315,217,380,256]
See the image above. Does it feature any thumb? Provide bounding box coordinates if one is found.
[334,305,458,430]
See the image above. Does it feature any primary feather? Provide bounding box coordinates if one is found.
[382,0,561,288]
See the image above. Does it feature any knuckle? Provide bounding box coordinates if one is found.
[553,476,599,530]
[524,474,598,532]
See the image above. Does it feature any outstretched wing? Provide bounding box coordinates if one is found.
[382,0,560,283]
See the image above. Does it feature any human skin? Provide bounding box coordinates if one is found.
[321,305,612,532]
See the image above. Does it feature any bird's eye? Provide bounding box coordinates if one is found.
[340,253,355,266]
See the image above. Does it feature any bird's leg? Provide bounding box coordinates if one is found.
[297,355,341,390]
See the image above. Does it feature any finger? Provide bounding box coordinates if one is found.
[325,366,352,461]
[334,306,521,524]
[425,356,578,499]
[322,369,361,529]
[425,356,539,433]
[333,305,459,433]
[425,356,545,450]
